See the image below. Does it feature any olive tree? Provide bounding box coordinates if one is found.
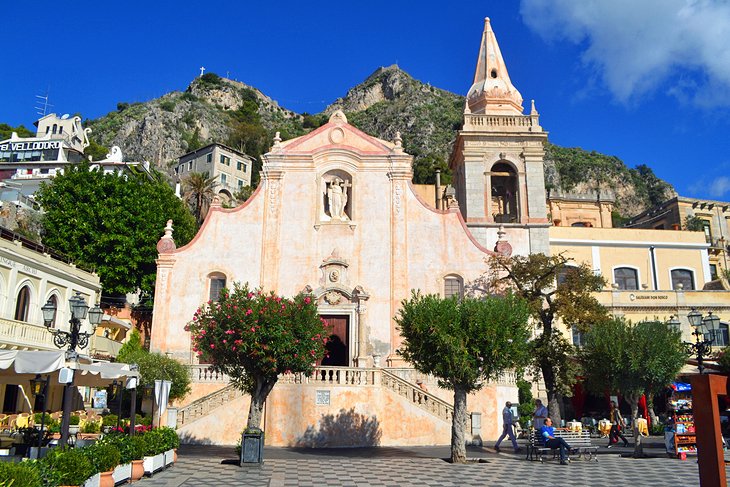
[188,283,329,430]
[396,291,531,463]
[487,253,608,425]
[581,318,685,457]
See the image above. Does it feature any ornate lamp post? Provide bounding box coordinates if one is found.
[29,374,49,450]
[40,292,103,446]
[668,309,721,374]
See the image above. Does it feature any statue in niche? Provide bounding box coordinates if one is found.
[325,176,351,220]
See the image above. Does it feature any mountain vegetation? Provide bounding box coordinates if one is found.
[73,67,674,220]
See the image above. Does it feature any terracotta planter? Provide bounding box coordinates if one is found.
[174,448,178,462]
[98,471,114,487]
[131,460,144,481]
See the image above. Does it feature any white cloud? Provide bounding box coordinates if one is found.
[520,0,730,106]
[709,177,730,198]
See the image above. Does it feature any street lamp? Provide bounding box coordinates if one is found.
[42,292,104,353]
[29,374,49,450]
[40,292,103,446]
[668,309,721,374]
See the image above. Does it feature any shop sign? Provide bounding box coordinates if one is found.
[629,293,670,301]
[0,141,61,151]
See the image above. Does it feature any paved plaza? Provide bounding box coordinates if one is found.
[134,440,728,486]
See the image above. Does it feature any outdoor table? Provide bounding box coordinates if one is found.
[566,421,582,432]
[598,419,611,437]
[636,418,649,436]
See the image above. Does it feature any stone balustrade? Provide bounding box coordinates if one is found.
[280,366,379,386]
[463,113,540,132]
[0,317,56,350]
[380,368,454,424]
[188,364,230,383]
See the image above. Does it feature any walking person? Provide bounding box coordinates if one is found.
[541,418,573,465]
[494,401,520,453]
[532,399,548,431]
[606,401,630,448]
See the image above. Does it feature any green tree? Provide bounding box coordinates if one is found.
[188,283,329,430]
[181,172,217,225]
[396,291,531,463]
[581,318,685,457]
[487,253,608,425]
[117,330,191,401]
[0,123,34,139]
[684,214,706,232]
[84,139,109,162]
[36,164,196,295]
[233,185,255,204]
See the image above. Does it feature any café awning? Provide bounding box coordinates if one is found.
[0,350,138,387]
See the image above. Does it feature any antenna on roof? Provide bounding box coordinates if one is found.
[34,90,53,117]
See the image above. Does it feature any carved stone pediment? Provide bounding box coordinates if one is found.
[320,249,349,288]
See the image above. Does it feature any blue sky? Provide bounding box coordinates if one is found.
[2,0,730,200]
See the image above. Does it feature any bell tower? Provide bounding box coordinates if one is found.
[449,18,549,254]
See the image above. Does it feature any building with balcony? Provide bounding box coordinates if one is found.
[0,227,128,413]
[625,196,730,281]
[174,144,253,204]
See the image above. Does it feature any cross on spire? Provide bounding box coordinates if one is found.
[199,66,206,77]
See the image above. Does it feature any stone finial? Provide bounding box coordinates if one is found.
[392,131,403,153]
[444,186,460,210]
[463,99,472,115]
[156,219,177,254]
[272,131,282,150]
[530,99,538,116]
[329,110,348,124]
[494,225,512,256]
[211,195,222,208]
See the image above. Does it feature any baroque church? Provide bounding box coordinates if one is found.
[150,18,726,446]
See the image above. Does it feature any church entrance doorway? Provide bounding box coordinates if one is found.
[320,315,349,366]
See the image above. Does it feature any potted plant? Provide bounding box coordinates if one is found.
[98,431,142,484]
[83,443,120,487]
[159,427,180,465]
[0,461,42,487]
[101,414,117,433]
[140,429,166,474]
[44,447,95,487]
[68,414,81,435]
[129,435,146,481]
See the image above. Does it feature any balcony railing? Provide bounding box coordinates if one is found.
[0,317,123,357]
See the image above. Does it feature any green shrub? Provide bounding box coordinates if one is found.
[83,443,121,473]
[138,428,170,456]
[69,415,80,425]
[159,99,176,112]
[33,412,52,425]
[99,432,143,464]
[81,420,100,434]
[159,427,180,450]
[0,461,41,487]
[45,447,95,486]
[102,414,118,427]
[137,415,152,426]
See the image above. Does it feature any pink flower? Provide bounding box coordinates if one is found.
[223,339,227,344]
[246,309,253,315]
[247,293,253,298]
[225,330,234,335]
[210,344,215,349]
[232,347,236,351]
[304,297,311,304]
[250,327,256,332]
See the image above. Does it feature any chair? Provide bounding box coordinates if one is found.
[4,415,17,432]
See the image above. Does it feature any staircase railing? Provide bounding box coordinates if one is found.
[380,368,453,423]
[176,384,243,427]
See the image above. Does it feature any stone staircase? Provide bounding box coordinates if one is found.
[379,368,454,423]
[176,384,244,428]
[176,365,493,429]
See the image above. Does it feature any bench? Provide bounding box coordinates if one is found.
[526,429,598,462]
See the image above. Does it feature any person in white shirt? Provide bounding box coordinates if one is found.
[494,401,520,453]
[533,399,548,431]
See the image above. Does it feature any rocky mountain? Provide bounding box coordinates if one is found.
[82,68,674,219]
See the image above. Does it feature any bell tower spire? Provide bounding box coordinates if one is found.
[467,17,523,115]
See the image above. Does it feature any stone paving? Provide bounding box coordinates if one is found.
[135,441,726,486]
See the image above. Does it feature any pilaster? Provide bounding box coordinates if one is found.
[260,169,285,292]
[387,167,410,367]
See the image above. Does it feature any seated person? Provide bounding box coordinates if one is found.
[541,418,573,465]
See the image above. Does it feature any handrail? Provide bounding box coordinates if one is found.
[380,368,453,423]
[176,384,243,427]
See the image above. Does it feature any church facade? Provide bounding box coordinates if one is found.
[150,18,543,446]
